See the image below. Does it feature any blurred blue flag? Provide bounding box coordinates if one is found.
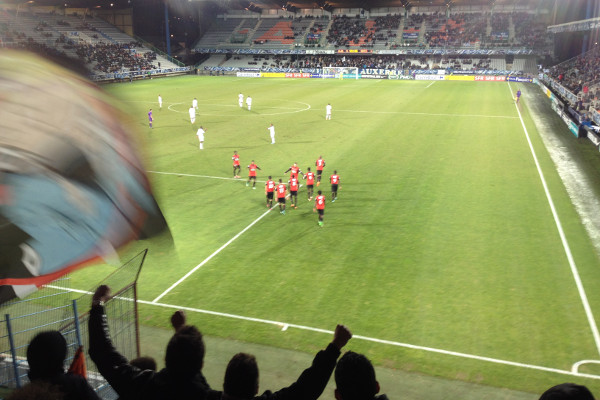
[0,50,169,304]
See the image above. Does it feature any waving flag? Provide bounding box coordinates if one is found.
[0,50,169,304]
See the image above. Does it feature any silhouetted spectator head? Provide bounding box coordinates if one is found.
[27,331,67,380]
[539,383,595,400]
[165,325,205,380]
[223,353,259,399]
[130,356,157,371]
[334,351,380,400]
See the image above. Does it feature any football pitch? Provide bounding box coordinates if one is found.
[71,75,600,397]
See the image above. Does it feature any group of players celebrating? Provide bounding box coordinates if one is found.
[233,152,340,227]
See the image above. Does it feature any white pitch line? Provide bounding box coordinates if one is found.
[44,284,600,380]
[334,109,518,119]
[147,170,266,183]
[508,82,600,357]
[151,182,302,303]
[152,205,273,303]
[425,81,436,89]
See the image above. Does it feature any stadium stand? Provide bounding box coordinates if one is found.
[547,45,600,113]
[196,18,249,47]
[326,15,370,48]
[0,7,185,80]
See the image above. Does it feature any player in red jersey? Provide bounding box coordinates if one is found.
[304,167,315,200]
[313,190,326,227]
[265,176,275,208]
[232,151,241,178]
[247,160,261,189]
[330,170,340,202]
[276,179,287,214]
[315,156,326,186]
[288,176,299,208]
[284,162,302,180]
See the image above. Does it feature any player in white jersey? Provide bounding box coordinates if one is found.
[268,123,275,144]
[326,103,332,120]
[158,94,162,109]
[192,97,198,110]
[246,95,252,111]
[189,106,196,124]
[196,126,205,150]
[238,93,244,108]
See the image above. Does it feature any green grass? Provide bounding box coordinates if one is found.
[69,76,600,397]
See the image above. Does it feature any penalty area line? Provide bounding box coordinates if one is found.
[151,183,302,303]
[152,206,273,303]
[147,171,266,183]
[44,284,600,380]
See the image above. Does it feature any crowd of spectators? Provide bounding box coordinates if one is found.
[424,13,487,48]
[7,285,596,400]
[326,15,370,47]
[242,53,503,72]
[512,12,551,48]
[73,42,157,73]
[547,45,600,112]
[324,14,402,48]
[372,14,401,45]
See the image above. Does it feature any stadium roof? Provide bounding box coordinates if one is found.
[236,0,550,10]
[6,0,553,10]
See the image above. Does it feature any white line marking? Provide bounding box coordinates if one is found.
[151,181,302,303]
[152,206,274,303]
[45,284,600,380]
[572,360,600,374]
[425,81,436,89]
[165,100,311,117]
[508,82,600,357]
[334,109,518,119]
[147,170,266,183]
[167,102,186,113]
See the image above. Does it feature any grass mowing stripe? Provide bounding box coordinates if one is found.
[508,82,600,357]
[46,284,600,381]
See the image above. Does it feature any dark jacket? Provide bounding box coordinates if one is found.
[88,304,209,400]
[27,372,101,400]
[207,342,342,400]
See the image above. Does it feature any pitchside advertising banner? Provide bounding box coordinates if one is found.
[508,76,533,83]
[474,75,506,81]
[285,72,312,78]
[446,75,475,81]
[360,68,403,79]
[237,72,261,77]
[583,126,600,148]
[414,74,445,81]
[549,97,580,137]
[361,74,388,79]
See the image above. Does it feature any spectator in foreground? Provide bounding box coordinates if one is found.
[7,380,65,400]
[539,383,595,400]
[23,330,100,400]
[208,324,352,400]
[129,356,158,372]
[88,285,211,400]
[334,351,388,400]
